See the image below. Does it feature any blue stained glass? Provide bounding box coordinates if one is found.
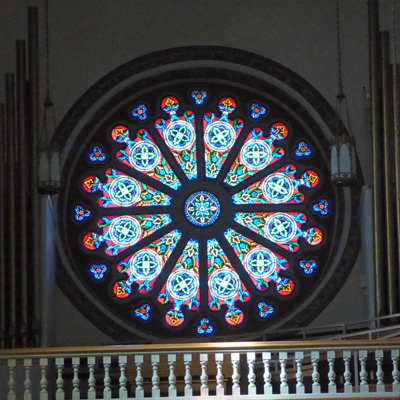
[258,301,274,318]
[134,303,151,320]
[299,259,317,274]
[89,146,107,162]
[166,269,199,304]
[250,102,267,119]
[90,264,107,279]
[191,90,208,105]
[75,205,91,221]
[131,104,148,120]
[295,141,312,157]
[196,317,214,334]
[313,199,329,215]
[265,213,297,243]
[241,140,272,169]
[184,191,220,226]
[130,142,161,171]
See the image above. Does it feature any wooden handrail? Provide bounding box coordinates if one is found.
[1,339,399,358]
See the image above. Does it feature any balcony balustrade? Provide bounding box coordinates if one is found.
[1,339,399,399]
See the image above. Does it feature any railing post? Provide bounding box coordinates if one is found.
[23,358,32,400]
[263,352,272,395]
[343,350,352,393]
[247,352,256,395]
[184,354,193,397]
[327,350,336,394]
[392,349,400,392]
[87,356,96,400]
[200,353,209,396]
[279,352,288,394]
[168,354,177,397]
[103,356,112,399]
[375,349,385,393]
[295,351,305,394]
[311,351,320,394]
[55,357,65,400]
[151,354,160,398]
[72,357,80,400]
[119,355,128,399]
[359,350,369,393]
[7,359,16,400]
[215,353,224,396]
[39,358,48,400]
[135,355,144,398]
[231,353,240,396]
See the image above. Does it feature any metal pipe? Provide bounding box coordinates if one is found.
[16,40,29,346]
[394,63,400,311]
[381,31,398,314]
[368,0,385,316]
[6,73,17,347]
[28,6,41,346]
[0,103,6,348]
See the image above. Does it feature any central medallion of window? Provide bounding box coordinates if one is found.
[184,191,221,227]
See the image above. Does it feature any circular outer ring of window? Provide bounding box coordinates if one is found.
[55,46,361,343]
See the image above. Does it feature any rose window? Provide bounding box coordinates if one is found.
[58,61,356,341]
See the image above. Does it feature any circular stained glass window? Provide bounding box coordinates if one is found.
[57,48,360,341]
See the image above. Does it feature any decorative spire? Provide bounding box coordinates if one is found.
[38,0,60,194]
[331,0,356,185]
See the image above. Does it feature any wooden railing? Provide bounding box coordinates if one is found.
[1,340,399,399]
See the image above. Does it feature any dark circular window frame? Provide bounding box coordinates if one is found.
[55,46,361,343]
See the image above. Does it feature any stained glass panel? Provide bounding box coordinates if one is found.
[61,79,338,339]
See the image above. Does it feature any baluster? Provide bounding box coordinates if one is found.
[135,355,144,398]
[200,353,209,396]
[262,352,272,395]
[55,357,65,400]
[103,356,112,399]
[184,354,193,397]
[311,351,320,394]
[168,354,177,397]
[327,350,336,394]
[23,358,32,400]
[392,350,400,392]
[151,354,160,398]
[295,351,305,394]
[119,355,128,399]
[39,358,48,400]
[8,359,16,400]
[215,353,224,396]
[72,357,80,400]
[279,352,288,394]
[359,350,369,393]
[247,352,256,395]
[375,350,385,393]
[87,356,96,400]
[343,351,352,393]
[231,353,240,395]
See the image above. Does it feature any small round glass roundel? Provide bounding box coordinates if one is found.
[184,191,221,227]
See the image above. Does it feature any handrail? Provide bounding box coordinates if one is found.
[261,312,400,340]
[1,338,399,358]
[327,324,400,340]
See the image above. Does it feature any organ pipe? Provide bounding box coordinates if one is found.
[0,104,5,348]
[6,74,17,347]
[28,7,41,344]
[381,31,398,314]
[368,0,385,316]
[394,63,400,310]
[16,40,29,346]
